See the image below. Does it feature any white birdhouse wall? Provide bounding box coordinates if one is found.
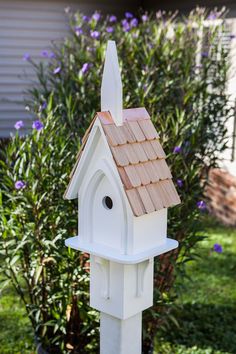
[132,209,168,254]
[82,169,126,251]
[78,121,132,252]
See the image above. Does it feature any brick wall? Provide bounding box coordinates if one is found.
[206,168,236,226]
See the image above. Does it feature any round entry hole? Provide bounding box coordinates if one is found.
[103,196,113,210]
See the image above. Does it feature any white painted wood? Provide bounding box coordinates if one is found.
[90,256,153,319]
[101,40,123,126]
[65,236,178,264]
[100,312,142,354]
[132,208,167,254]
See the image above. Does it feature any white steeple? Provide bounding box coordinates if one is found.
[101,40,123,126]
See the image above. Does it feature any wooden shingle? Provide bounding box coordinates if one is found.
[118,167,133,189]
[144,161,160,183]
[121,124,136,143]
[137,186,155,213]
[96,111,113,125]
[150,139,166,158]
[135,164,151,186]
[126,121,146,142]
[124,165,142,188]
[124,144,140,164]
[138,119,159,140]
[141,141,157,160]
[146,183,163,210]
[126,189,145,216]
[102,125,120,146]
[111,145,129,167]
[123,107,150,122]
[131,143,148,163]
[152,159,172,180]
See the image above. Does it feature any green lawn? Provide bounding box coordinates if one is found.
[1,219,235,354]
[0,285,34,353]
[155,219,236,354]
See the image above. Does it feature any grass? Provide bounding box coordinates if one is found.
[0,285,34,353]
[0,218,235,353]
[155,219,236,354]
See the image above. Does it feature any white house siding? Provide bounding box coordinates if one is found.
[0,0,139,137]
[223,18,236,176]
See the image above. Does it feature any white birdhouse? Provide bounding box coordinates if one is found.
[64,40,181,354]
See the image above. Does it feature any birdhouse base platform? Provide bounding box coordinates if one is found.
[65,236,178,264]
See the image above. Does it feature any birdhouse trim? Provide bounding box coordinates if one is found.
[64,107,180,217]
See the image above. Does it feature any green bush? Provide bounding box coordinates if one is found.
[0,8,232,353]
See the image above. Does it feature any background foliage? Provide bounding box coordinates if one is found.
[0,8,233,353]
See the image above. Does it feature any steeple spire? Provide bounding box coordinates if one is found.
[101,40,123,126]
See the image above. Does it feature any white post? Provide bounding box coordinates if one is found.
[89,256,154,354]
[100,312,142,354]
[101,40,123,126]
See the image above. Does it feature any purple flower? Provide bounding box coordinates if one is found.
[92,11,101,21]
[32,120,44,131]
[109,15,117,23]
[82,15,90,22]
[42,101,47,109]
[41,50,49,58]
[125,12,133,19]
[106,26,114,33]
[15,180,26,190]
[201,52,208,58]
[53,66,61,74]
[90,30,100,39]
[176,179,183,188]
[207,12,217,20]
[197,200,207,210]
[39,101,47,112]
[122,19,130,32]
[213,243,223,253]
[143,83,148,93]
[173,146,182,154]
[130,18,138,27]
[229,34,236,40]
[49,52,56,59]
[81,63,90,75]
[142,14,148,22]
[75,26,83,36]
[14,120,24,130]
[23,53,30,61]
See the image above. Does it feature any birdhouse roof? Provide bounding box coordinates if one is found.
[65,107,181,217]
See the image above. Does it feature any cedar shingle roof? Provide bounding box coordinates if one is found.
[66,107,181,216]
